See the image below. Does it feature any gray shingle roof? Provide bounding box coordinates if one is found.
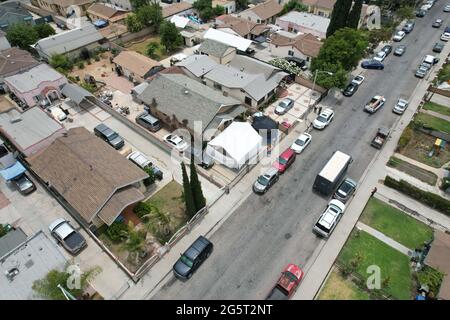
[4,64,65,92]
[198,39,232,58]
[177,54,217,77]
[0,1,33,28]
[0,228,27,259]
[137,73,243,134]
[61,83,93,105]
[0,231,67,300]
[0,107,65,154]
[34,23,103,59]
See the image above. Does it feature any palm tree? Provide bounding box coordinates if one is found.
[141,205,172,241]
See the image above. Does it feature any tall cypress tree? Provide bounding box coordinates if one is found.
[181,162,196,218]
[347,0,363,29]
[326,0,353,37]
[190,157,206,212]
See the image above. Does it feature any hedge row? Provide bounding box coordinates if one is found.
[384,176,450,216]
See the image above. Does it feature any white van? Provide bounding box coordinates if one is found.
[49,106,67,122]
[422,54,439,68]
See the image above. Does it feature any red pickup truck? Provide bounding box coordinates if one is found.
[266,264,304,300]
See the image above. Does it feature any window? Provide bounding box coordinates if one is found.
[288,50,294,56]
[257,19,261,23]
[214,82,222,90]
[33,95,41,102]
[245,96,252,106]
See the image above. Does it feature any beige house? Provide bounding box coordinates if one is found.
[269,32,323,67]
[300,0,336,18]
[238,0,283,24]
[86,3,129,23]
[113,51,163,84]
[212,0,236,14]
[215,14,269,40]
[29,127,148,227]
[33,0,94,17]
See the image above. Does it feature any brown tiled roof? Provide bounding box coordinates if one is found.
[270,33,323,57]
[28,127,147,225]
[0,48,40,78]
[113,51,161,78]
[316,0,336,10]
[97,186,144,225]
[216,15,268,37]
[162,2,192,18]
[87,3,117,18]
[249,0,283,20]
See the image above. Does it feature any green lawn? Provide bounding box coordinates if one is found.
[318,269,370,300]
[387,156,438,186]
[423,102,450,117]
[415,113,450,135]
[360,198,433,249]
[339,230,413,300]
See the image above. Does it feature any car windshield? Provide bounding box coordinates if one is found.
[316,221,330,233]
[279,101,288,108]
[354,76,363,81]
[257,175,270,186]
[107,132,119,141]
[278,157,288,165]
[295,138,305,146]
[317,116,327,122]
[339,181,353,194]
[180,254,194,268]
[376,52,384,57]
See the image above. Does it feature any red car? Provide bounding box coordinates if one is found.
[266,264,304,300]
[272,148,296,173]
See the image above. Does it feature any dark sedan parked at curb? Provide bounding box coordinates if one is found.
[342,82,358,97]
[433,42,445,53]
[11,173,36,195]
[333,178,357,204]
[361,60,384,70]
[173,236,213,280]
[394,45,407,56]
[49,218,87,255]
[381,45,393,56]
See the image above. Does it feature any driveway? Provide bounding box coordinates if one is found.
[152,3,448,299]
[0,177,129,299]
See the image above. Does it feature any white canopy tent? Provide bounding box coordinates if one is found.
[206,122,262,169]
[170,15,190,28]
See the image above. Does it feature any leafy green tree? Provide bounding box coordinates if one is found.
[366,26,394,45]
[312,27,368,72]
[213,5,225,17]
[148,1,163,32]
[32,265,101,300]
[143,166,156,186]
[159,21,182,52]
[6,23,39,50]
[235,0,248,10]
[146,41,160,59]
[131,0,149,9]
[396,6,415,21]
[125,14,144,33]
[200,7,214,21]
[190,158,206,212]
[34,23,56,38]
[347,0,363,29]
[106,222,129,242]
[181,162,196,218]
[280,0,308,15]
[123,222,146,253]
[0,224,7,237]
[326,0,353,37]
[49,53,73,72]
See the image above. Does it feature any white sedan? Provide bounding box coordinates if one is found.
[373,51,387,62]
[393,30,406,41]
[163,134,188,152]
[290,132,312,154]
[313,108,334,130]
[351,75,365,86]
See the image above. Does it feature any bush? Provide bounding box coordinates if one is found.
[384,176,450,215]
[0,224,7,237]
[133,202,152,219]
[397,124,413,151]
[111,48,119,56]
[416,266,444,298]
[106,222,128,242]
[77,61,85,69]
[143,167,156,186]
[94,55,100,61]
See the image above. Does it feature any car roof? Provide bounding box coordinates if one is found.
[264,167,279,177]
[321,108,333,116]
[49,219,74,239]
[298,132,311,140]
[280,148,295,159]
[184,236,210,260]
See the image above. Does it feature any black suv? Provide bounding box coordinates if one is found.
[342,82,358,97]
[94,123,124,150]
[173,236,213,280]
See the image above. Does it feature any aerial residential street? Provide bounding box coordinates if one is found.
[153,3,448,300]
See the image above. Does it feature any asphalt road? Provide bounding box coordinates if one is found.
[153,4,449,300]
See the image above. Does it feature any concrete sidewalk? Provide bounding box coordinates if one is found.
[356,222,411,256]
[293,42,450,300]
[117,111,318,300]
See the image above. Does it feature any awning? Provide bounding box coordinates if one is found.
[254,36,267,43]
[61,83,94,105]
[0,161,26,181]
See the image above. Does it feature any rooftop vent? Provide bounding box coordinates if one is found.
[5,268,19,281]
